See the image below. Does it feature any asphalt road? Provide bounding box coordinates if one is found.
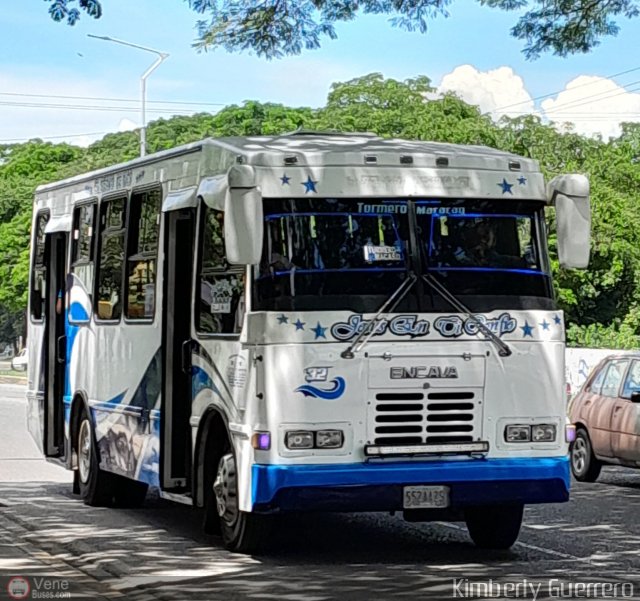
[1,383,639,600]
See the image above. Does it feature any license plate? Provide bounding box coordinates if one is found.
[403,485,450,509]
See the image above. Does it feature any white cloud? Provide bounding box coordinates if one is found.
[437,65,640,140]
[541,75,640,139]
[437,64,536,119]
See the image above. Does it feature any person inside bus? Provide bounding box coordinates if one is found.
[453,221,524,268]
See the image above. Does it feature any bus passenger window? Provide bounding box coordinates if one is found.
[197,207,245,335]
[30,212,50,321]
[95,197,126,321]
[126,189,161,321]
[71,202,96,295]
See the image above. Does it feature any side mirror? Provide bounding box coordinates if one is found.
[547,174,590,269]
[631,391,640,403]
[224,165,264,265]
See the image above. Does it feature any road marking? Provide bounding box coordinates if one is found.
[433,522,607,564]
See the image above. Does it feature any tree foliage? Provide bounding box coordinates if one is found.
[3,73,640,348]
[44,0,640,59]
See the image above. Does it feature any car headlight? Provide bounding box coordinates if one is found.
[316,430,344,449]
[532,424,556,442]
[505,425,530,442]
[285,431,314,449]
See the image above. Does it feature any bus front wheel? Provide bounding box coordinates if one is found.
[76,408,115,507]
[464,504,523,549]
[210,449,272,553]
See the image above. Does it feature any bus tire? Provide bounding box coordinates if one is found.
[464,504,523,549]
[211,446,272,553]
[113,475,148,508]
[76,408,116,507]
[570,428,602,482]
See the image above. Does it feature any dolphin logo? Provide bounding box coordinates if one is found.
[295,377,346,400]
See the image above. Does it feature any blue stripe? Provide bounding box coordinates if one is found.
[251,456,570,506]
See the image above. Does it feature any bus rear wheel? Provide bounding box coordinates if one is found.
[464,504,523,549]
[210,448,272,553]
[77,408,116,506]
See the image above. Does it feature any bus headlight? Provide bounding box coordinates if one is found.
[285,431,314,449]
[505,425,530,442]
[532,424,556,442]
[316,430,344,449]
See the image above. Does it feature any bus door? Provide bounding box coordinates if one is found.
[43,231,68,457]
[161,208,196,491]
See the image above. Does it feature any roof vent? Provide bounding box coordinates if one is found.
[284,156,298,165]
[365,155,377,164]
[400,155,413,165]
[509,160,521,171]
[436,157,449,167]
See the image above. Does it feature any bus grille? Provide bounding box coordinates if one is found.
[372,391,481,445]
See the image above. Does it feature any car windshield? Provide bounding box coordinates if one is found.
[253,198,554,312]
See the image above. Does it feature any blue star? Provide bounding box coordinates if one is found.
[311,322,327,339]
[302,175,318,194]
[518,176,527,185]
[277,314,288,324]
[293,319,306,331]
[280,173,291,185]
[497,178,514,194]
[540,320,550,331]
[553,315,562,325]
[520,321,534,337]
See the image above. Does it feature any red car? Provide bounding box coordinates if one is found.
[569,354,640,481]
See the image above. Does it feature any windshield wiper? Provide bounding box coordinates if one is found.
[422,273,512,357]
[340,273,418,359]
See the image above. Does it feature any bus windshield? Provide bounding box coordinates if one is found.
[253,198,554,313]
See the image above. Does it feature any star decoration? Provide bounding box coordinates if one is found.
[293,319,306,331]
[540,320,550,331]
[520,321,534,337]
[497,178,514,194]
[280,173,291,185]
[277,314,288,324]
[311,322,327,339]
[302,175,318,194]
[553,315,562,325]
[518,176,527,185]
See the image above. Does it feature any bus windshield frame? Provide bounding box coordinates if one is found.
[252,198,555,313]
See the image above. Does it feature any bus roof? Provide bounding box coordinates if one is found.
[35,132,541,195]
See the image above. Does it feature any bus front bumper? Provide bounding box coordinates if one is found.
[251,456,569,513]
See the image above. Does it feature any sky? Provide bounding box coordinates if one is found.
[2,1,640,146]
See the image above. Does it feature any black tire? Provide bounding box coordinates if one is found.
[464,504,523,549]
[570,428,602,482]
[203,438,272,553]
[76,408,117,506]
[113,474,148,508]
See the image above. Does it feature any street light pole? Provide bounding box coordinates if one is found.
[88,35,169,157]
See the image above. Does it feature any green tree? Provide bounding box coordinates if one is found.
[44,0,640,59]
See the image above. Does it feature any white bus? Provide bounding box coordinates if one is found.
[26,132,590,552]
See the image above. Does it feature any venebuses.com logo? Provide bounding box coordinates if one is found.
[7,577,30,600]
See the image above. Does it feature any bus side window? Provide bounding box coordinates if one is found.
[126,188,161,321]
[30,212,50,321]
[197,206,245,335]
[95,197,127,321]
[71,202,96,297]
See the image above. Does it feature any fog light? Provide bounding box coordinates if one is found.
[251,431,271,451]
[285,431,314,449]
[565,424,576,443]
[316,430,344,449]
[532,424,556,442]
[505,425,530,442]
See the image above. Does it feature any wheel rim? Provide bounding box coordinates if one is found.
[213,453,238,526]
[78,419,92,484]
[572,436,587,475]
